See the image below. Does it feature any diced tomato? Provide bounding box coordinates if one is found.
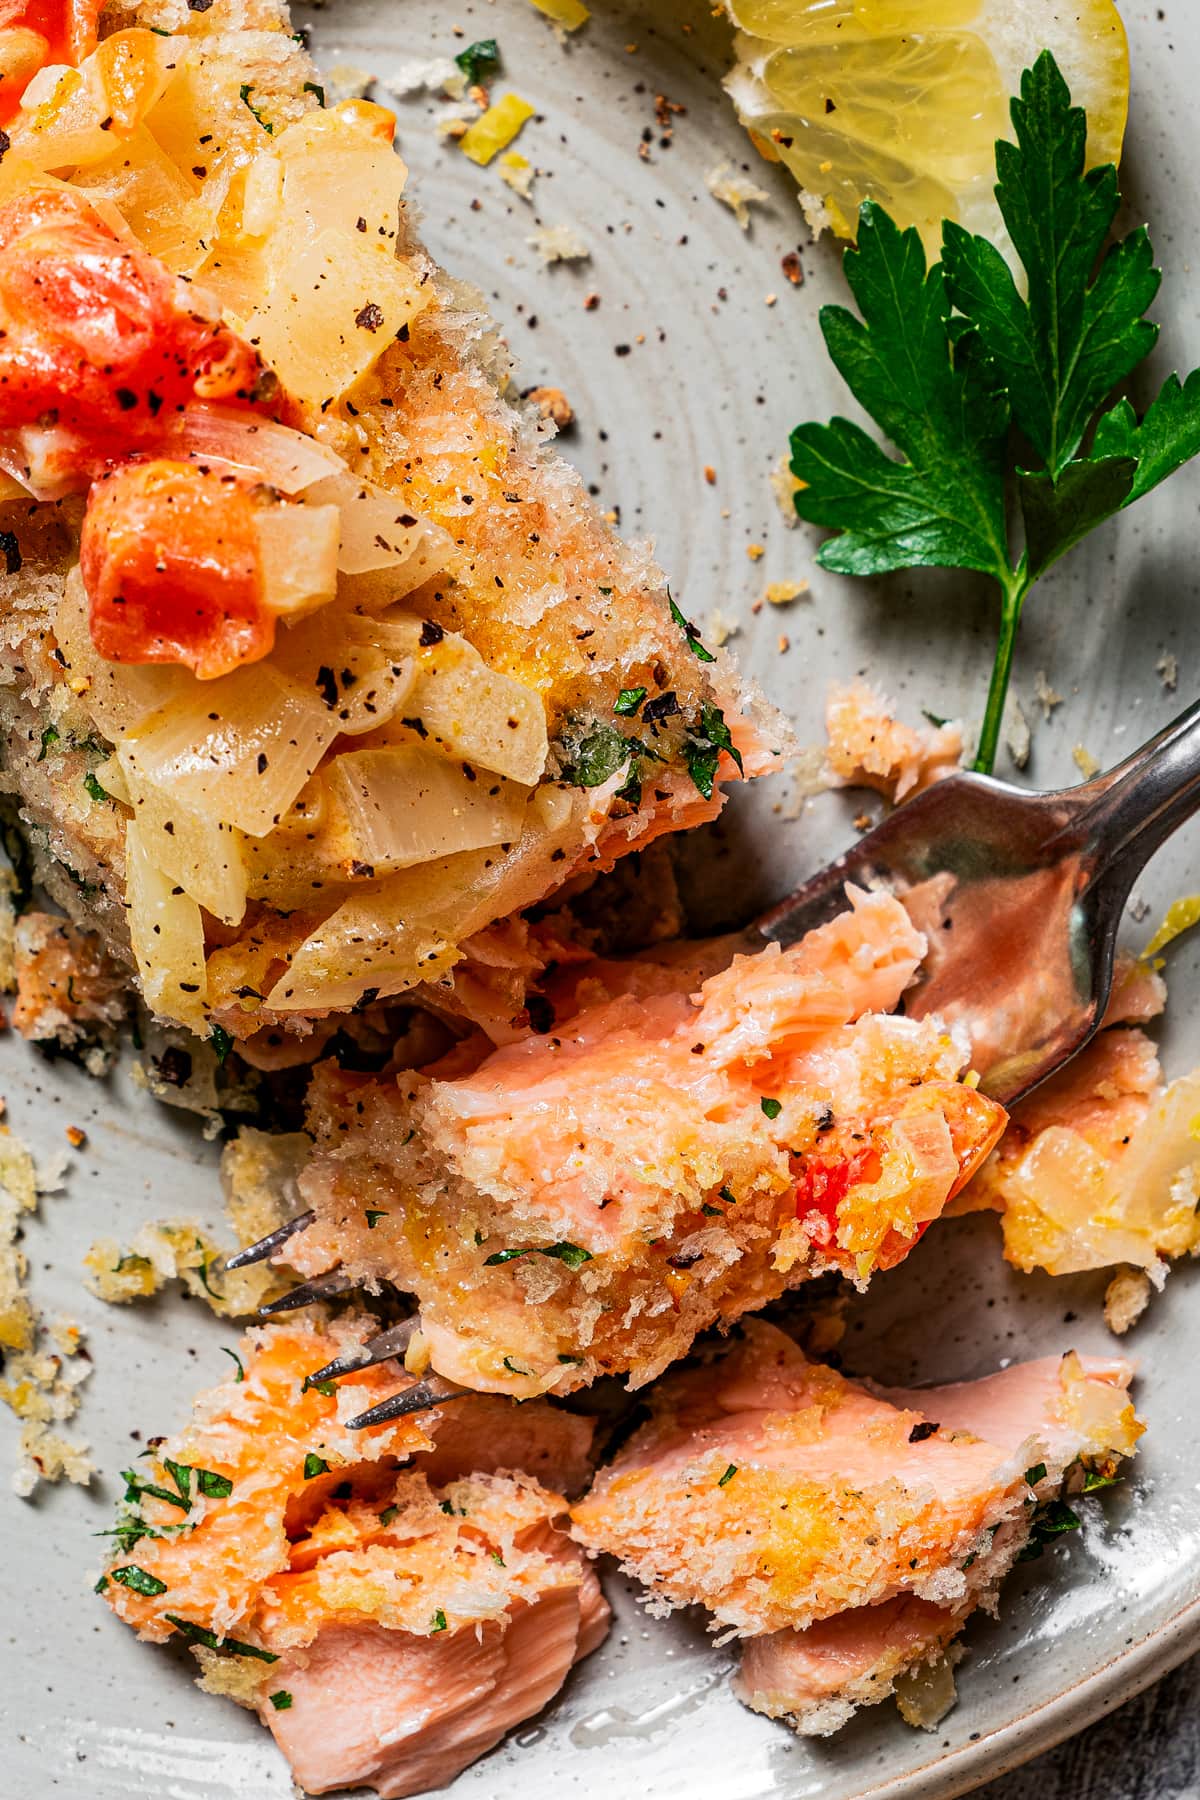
[0,0,103,119]
[793,1143,882,1236]
[0,189,273,478]
[81,460,273,680]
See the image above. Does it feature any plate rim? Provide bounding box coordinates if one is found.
[860,1589,1200,1798]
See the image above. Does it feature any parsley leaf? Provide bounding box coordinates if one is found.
[222,1347,245,1382]
[717,1463,738,1488]
[430,1608,448,1633]
[303,1453,329,1480]
[209,1022,233,1065]
[789,50,1200,776]
[791,201,1010,583]
[942,55,1159,481]
[165,1614,279,1661]
[760,1097,782,1120]
[559,722,642,788]
[613,686,647,716]
[668,594,716,663]
[269,1691,294,1711]
[484,1240,593,1269]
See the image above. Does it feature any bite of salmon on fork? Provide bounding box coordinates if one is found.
[0,0,783,1046]
[259,886,1005,1400]
[570,1320,1142,1736]
[97,1316,607,1800]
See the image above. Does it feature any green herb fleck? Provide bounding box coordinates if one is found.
[303,80,326,106]
[304,1377,337,1398]
[165,1614,279,1662]
[365,1209,388,1229]
[557,1353,583,1364]
[269,1691,294,1711]
[503,1356,531,1375]
[1082,1467,1123,1493]
[560,722,642,788]
[38,724,60,761]
[110,1564,168,1597]
[430,1608,448,1633]
[491,1549,506,1566]
[484,1241,593,1269]
[94,1574,109,1593]
[701,1204,723,1217]
[303,1453,329,1480]
[1018,1497,1082,1560]
[454,38,500,85]
[380,1505,400,1525]
[668,594,715,663]
[718,1187,737,1204]
[790,52,1200,776]
[717,1464,738,1488]
[83,770,108,804]
[1024,1462,1047,1487]
[613,686,647,717]
[760,1097,782,1121]
[239,83,275,133]
[210,1023,233,1065]
[222,1347,245,1382]
[682,703,742,801]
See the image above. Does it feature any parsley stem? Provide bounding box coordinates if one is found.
[974,563,1032,776]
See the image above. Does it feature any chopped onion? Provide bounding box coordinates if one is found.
[56,566,189,740]
[167,405,345,492]
[327,745,528,874]
[269,611,417,736]
[72,125,207,274]
[268,784,593,1013]
[125,817,209,1031]
[301,468,444,578]
[254,501,340,620]
[118,748,248,925]
[123,662,342,837]
[275,112,408,251]
[407,633,548,786]
[244,228,432,408]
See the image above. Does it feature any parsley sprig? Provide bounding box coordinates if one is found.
[791,52,1200,775]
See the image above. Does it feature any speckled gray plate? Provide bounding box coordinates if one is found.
[4,2,1200,1797]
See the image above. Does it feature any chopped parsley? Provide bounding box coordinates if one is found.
[717,1464,738,1488]
[304,1377,337,1398]
[209,1022,233,1065]
[560,722,644,788]
[503,1356,531,1375]
[239,83,275,133]
[701,1204,724,1217]
[430,1608,448,1633]
[557,1353,583,1364]
[269,1691,294,1711]
[718,1187,737,1205]
[121,1467,189,1512]
[165,1614,279,1662]
[1082,1467,1123,1492]
[760,1097,782,1121]
[484,1241,593,1269]
[37,724,60,761]
[668,594,716,663]
[491,1549,506,1566]
[454,38,500,85]
[110,1564,168,1597]
[365,1209,388,1229]
[93,1574,109,1593]
[222,1347,245,1382]
[1024,1462,1048,1487]
[1017,1497,1082,1561]
[303,1453,329,1480]
[682,703,743,801]
[790,52,1200,774]
[83,769,109,804]
[613,686,647,716]
[380,1504,401,1525]
[302,80,326,106]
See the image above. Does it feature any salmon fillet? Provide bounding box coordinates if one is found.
[280,888,1006,1395]
[98,1316,608,1798]
[0,0,782,1041]
[571,1319,1141,1735]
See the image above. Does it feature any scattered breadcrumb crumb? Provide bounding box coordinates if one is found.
[780,746,830,818]
[11,913,126,1050]
[498,150,536,199]
[65,1125,86,1149]
[781,250,804,286]
[1005,695,1031,771]
[707,608,739,648]
[1128,894,1151,923]
[436,113,473,141]
[0,1130,92,1495]
[1034,669,1063,720]
[381,56,466,100]
[746,543,765,561]
[764,580,808,607]
[1072,744,1101,779]
[527,224,590,264]
[1157,652,1179,692]
[706,161,771,230]
[703,465,717,486]
[769,453,802,526]
[525,386,574,428]
[1104,1266,1153,1336]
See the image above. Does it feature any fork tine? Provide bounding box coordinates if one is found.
[347,1374,466,1430]
[259,1270,357,1315]
[222,1210,316,1271]
[306,1317,420,1387]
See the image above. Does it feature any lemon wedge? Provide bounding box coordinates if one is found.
[725,0,1129,251]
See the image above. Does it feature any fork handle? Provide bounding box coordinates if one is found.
[1071,694,1200,890]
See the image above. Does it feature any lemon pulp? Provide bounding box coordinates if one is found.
[725,0,1130,250]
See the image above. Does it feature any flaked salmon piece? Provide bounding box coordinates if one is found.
[825,681,963,802]
[286,888,1005,1396]
[571,1320,1140,1636]
[98,1317,608,1798]
[10,910,127,1046]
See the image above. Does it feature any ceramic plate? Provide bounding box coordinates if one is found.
[4,2,1200,1795]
